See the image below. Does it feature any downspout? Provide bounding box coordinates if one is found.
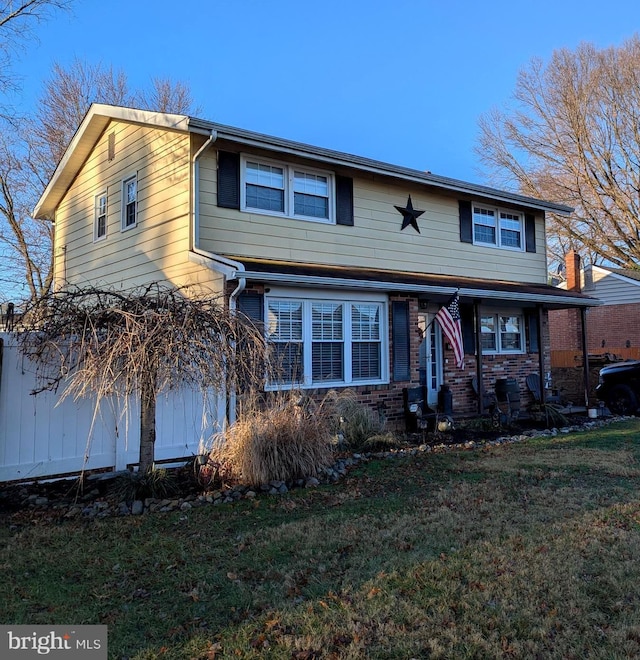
[190,130,246,425]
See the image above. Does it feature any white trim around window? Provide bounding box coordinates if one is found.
[240,154,335,224]
[472,202,524,251]
[94,191,107,242]
[121,174,138,231]
[480,310,525,354]
[264,289,388,389]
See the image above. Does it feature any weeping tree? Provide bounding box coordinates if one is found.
[18,284,266,472]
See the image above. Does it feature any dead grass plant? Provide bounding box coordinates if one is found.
[212,392,335,486]
[324,388,386,451]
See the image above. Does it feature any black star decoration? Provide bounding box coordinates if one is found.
[395,195,424,233]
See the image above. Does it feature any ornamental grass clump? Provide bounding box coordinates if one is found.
[328,389,386,451]
[213,393,335,486]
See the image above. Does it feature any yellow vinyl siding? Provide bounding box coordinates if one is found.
[198,151,548,284]
[54,121,222,296]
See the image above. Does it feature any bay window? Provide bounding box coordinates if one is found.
[266,293,386,387]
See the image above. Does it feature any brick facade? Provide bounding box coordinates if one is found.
[584,303,640,351]
[231,283,550,429]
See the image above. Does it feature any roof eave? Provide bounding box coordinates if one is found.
[189,118,573,216]
[34,104,195,220]
[239,269,600,308]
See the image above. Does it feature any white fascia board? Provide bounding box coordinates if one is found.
[592,264,640,287]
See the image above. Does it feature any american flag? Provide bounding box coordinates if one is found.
[435,293,465,370]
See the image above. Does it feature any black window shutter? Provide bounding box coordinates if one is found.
[237,292,263,324]
[527,310,539,352]
[217,151,240,209]
[392,301,410,381]
[460,303,476,354]
[459,200,473,243]
[525,213,536,253]
[336,175,354,226]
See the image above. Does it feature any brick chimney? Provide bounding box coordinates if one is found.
[565,250,582,292]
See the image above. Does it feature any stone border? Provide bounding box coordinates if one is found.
[7,416,628,521]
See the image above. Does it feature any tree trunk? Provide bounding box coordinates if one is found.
[139,376,157,473]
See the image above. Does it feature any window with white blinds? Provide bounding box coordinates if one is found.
[266,294,386,388]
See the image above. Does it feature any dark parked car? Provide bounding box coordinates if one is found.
[595,360,640,415]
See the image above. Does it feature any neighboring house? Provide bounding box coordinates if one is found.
[551,251,640,357]
[33,104,598,426]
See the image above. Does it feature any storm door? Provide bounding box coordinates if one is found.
[418,313,444,407]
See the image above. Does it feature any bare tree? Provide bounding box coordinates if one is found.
[19,284,267,473]
[0,0,71,97]
[477,36,640,271]
[134,77,199,117]
[0,59,199,306]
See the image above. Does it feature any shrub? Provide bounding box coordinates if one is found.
[212,392,334,486]
[110,468,178,502]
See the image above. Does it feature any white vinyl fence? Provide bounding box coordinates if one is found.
[0,333,225,482]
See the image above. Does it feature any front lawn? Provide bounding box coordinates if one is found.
[2,420,640,658]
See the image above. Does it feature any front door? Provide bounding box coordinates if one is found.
[418,313,444,408]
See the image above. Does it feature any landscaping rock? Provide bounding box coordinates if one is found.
[131,500,144,515]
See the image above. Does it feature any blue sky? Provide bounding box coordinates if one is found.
[14,0,640,184]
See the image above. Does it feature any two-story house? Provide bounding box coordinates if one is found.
[34,104,598,426]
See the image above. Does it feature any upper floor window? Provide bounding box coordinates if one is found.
[122,175,137,230]
[241,155,334,223]
[265,292,386,388]
[473,204,523,250]
[94,192,107,242]
[480,313,524,354]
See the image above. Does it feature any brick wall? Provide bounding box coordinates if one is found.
[585,303,640,351]
[549,308,583,351]
[232,285,549,428]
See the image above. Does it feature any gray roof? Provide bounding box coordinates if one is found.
[34,104,575,220]
[190,116,574,216]
[609,268,640,282]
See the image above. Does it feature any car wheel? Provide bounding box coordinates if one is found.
[607,384,639,415]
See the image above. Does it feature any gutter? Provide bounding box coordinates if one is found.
[189,117,573,216]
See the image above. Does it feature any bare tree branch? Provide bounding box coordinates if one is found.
[477,37,640,272]
[0,58,200,307]
[19,284,268,472]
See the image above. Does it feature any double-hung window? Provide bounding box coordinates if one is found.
[473,203,523,250]
[266,293,386,388]
[241,155,333,223]
[480,312,524,354]
[122,175,137,230]
[94,192,107,241]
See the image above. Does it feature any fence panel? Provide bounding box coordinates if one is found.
[0,333,225,482]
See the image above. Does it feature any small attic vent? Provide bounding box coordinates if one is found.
[107,132,115,161]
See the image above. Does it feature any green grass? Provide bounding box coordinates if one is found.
[3,420,640,658]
